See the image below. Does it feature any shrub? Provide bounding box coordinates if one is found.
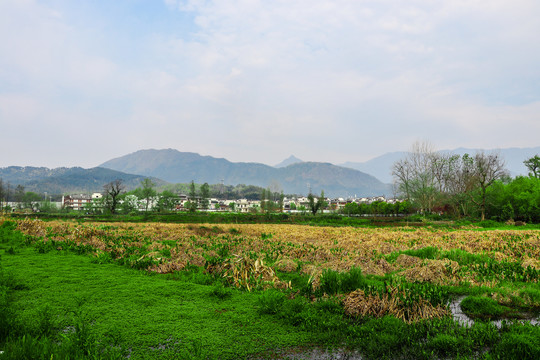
[460,296,508,320]
[318,269,341,296]
[493,325,540,359]
[355,316,409,359]
[477,220,501,228]
[257,289,285,315]
[90,251,113,264]
[209,283,232,300]
[426,334,471,357]
[441,249,492,266]
[340,267,366,293]
[317,267,366,296]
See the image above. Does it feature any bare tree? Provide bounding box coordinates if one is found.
[392,141,438,213]
[467,152,508,221]
[104,179,124,214]
[393,142,508,219]
[445,154,477,217]
[392,157,413,200]
[0,178,4,211]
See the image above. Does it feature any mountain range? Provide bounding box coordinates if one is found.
[99,149,390,198]
[0,166,167,195]
[340,147,540,183]
[2,146,538,198]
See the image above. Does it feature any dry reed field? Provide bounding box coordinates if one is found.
[4,217,540,359]
[15,219,540,289]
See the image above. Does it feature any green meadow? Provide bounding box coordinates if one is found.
[1,218,539,359]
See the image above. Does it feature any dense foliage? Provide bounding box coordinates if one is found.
[486,176,540,223]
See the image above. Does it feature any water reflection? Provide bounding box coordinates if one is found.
[449,296,540,328]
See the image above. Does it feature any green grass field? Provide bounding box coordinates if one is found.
[1,234,318,358]
[1,218,540,359]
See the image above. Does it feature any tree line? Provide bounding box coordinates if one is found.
[391,141,540,222]
[0,181,58,213]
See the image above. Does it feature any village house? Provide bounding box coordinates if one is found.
[62,193,102,211]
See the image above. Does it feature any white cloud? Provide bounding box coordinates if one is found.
[1,0,539,168]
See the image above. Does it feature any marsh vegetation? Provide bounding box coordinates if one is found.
[1,218,539,359]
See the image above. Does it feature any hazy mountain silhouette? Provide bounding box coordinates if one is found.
[274,155,303,168]
[100,149,390,197]
[0,166,167,195]
[341,147,540,183]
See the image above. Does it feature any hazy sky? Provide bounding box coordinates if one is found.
[1,0,539,169]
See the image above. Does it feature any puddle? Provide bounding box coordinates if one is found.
[449,296,540,328]
[281,348,363,360]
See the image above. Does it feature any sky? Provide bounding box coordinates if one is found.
[1,0,539,169]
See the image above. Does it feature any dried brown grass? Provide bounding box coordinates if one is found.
[401,259,460,285]
[343,288,449,323]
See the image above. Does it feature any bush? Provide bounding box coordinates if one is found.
[426,334,471,357]
[209,282,232,300]
[257,289,285,315]
[441,249,492,266]
[318,269,341,296]
[477,220,501,228]
[340,267,366,293]
[317,267,366,296]
[493,325,540,359]
[354,316,409,359]
[460,296,508,319]
[279,297,309,326]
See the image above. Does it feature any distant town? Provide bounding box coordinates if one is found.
[3,191,400,215]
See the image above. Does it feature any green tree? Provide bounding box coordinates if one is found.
[120,194,140,214]
[23,192,42,211]
[308,191,325,215]
[524,155,540,179]
[318,191,327,212]
[486,176,540,223]
[156,190,178,212]
[260,188,267,212]
[200,182,210,210]
[83,198,103,215]
[140,178,156,212]
[188,180,198,212]
[278,191,284,212]
[341,202,360,216]
[39,200,57,213]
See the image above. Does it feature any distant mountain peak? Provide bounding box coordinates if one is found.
[274,155,303,168]
[98,149,389,197]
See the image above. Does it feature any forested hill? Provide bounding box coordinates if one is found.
[100,149,390,198]
[0,166,167,195]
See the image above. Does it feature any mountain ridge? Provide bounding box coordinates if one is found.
[275,155,303,168]
[0,166,167,195]
[341,146,540,183]
[100,149,390,198]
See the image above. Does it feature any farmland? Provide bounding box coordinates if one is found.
[1,217,540,359]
